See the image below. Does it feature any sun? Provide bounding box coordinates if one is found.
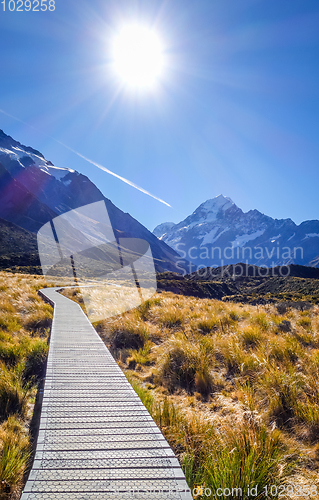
[112,24,164,89]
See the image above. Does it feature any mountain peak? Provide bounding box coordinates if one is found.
[200,194,235,213]
[0,128,188,274]
[0,129,75,180]
[0,129,45,159]
[153,194,319,270]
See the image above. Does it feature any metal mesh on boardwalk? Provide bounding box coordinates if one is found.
[21,288,192,500]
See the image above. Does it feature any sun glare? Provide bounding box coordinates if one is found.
[112,25,164,89]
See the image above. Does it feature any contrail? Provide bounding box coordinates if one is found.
[55,139,171,207]
[0,108,171,207]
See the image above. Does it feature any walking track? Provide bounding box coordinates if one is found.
[21,287,192,500]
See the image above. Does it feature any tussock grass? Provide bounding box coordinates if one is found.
[0,416,30,496]
[109,320,149,352]
[23,307,52,335]
[192,314,219,334]
[0,363,33,421]
[128,375,294,498]
[127,341,153,368]
[155,338,214,396]
[74,291,319,494]
[252,312,270,331]
[199,424,292,500]
[23,339,49,382]
[0,271,52,499]
[239,325,263,349]
[157,305,184,328]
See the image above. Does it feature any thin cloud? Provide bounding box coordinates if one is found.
[0,108,171,207]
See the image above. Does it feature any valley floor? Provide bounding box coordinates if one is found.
[87,290,319,499]
[2,274,318,500]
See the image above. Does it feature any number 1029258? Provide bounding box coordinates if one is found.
[1,0,55,11]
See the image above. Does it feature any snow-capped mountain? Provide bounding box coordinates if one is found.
[153,194,319,270]
[153,222,176,238]
[0,129,186,274]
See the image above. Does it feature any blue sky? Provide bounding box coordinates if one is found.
[1,0,319,231]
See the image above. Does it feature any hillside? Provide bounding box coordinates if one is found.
[0,218,38,256]
[156,264,319,304]
[0,218,42,273]
[61,289,319,496]
[0,129,187,274]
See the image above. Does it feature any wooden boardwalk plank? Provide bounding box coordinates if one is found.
[21,288,192,500]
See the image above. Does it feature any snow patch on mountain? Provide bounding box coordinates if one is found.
[270,234,281,242]
[304,233,319,239]
[201,227,229,246]
[232,229,265,248]
[153,222,176,239]
[43,165,75,180]
[153,194,319,268]
[201,194,234,213]
[196,195,234,223]
[62,178,72,186]
[0,144,74,181]
[0,128,187,274]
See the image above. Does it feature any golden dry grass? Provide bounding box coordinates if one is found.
[92,291,319,498]
[0,271,52,499]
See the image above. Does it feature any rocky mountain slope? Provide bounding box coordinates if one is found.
[153,194,319,270]
[0,129,185,274]
[0,217,43,272]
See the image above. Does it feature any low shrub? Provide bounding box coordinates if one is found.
[276,302,289,315]
[109,322,148,351]
[156,339,213,396]
[23,339,48,382]
[277,320,291,333]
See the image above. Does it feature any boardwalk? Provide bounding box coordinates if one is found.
[21,288,192,500]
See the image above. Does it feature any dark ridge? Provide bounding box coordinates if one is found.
[188,263,319,280]
[0,129,44,158]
